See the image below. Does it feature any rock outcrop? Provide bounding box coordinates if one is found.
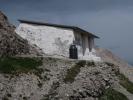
[0,11,31,56]
[96,47,133,82]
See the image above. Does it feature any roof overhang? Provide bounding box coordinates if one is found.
[18,19,100,38]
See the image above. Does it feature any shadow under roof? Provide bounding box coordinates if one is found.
[18,19,99,38]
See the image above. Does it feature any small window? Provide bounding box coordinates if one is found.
[74,33,82,45]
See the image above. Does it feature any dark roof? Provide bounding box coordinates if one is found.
[18,19,99,38]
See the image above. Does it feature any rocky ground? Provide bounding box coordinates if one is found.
[0,57,132,100]
[96,47,133,83]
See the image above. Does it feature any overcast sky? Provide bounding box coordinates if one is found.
[0,0,133,64]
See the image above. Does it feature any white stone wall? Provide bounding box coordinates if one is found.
[15,23,75,57]
[15,23,101,61]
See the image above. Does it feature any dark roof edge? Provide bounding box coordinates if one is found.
[18,19,99,38]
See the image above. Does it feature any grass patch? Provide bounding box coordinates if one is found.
[99,88,128,100]
[0,57,43,74]
[87,61,95,67]
[105,62,115,67]
[115,71,133,94]
[64,60,86,83]
[102,61,133,94]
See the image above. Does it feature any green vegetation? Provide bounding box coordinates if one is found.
[2,96,9,100]
[102,61,133,94]
[116,71,133,94]
[41,82,60,100]
[105,62,115,67]
[6,94,11,97]
[23,97,28,100]
[64,60,86,83]
[38,81,43,88]
[87,61,95,67]
[0,57,43,74]
[99,88,128,100]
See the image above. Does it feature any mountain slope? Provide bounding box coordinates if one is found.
[0,11,43,57]
[0,57,132,100]
[0,11,31,56]
[96,47,133,82]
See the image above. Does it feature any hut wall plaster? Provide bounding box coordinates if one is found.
[15,23,101,61]
[15,23,74,57]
